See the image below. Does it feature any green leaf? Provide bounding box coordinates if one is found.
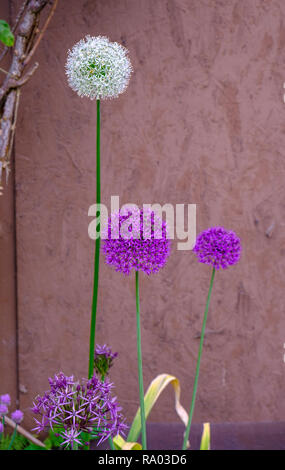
[200,422,210,450]
[0,20,15,47]
[112,373,189,450]
[24,442,44,450]
[0,432,28,450]
[113,434,142,450]
[127,373,188,443]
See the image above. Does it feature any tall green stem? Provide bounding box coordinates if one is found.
[88,99,101,379]
[135,271,147,450]
[7,425,17,450]
[182,267,216,450]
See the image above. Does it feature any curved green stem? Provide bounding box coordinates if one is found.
[88,99,101,379]
[135,271,147,450]
[182,267,216,450]
[7,425,17,450]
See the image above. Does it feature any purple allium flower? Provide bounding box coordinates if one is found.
[31,372,127,449]
[0,404,8,416]
[11,409,24,424]
[0,421,3,433]
[0,394,11,406]
[193,227,241,269]
[102,206,171,275]
[94,344,118,378]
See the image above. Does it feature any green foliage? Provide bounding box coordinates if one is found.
[25,429,97,451]
[114,373,188,450]
[0,432,28,450]
[0,20,14,47]
[200,423,211,450]
[25,429,64,450]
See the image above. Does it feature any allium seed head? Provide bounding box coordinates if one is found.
[102,206,171,275]
[193,226,241,269]
[65,35,132,100]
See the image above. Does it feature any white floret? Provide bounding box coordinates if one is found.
[65,36,132,100]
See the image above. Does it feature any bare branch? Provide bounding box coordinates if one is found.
[0,0,57,196]
[0,0,29,63]
[6,88,21,175]
[0,67,9,75]
[12,0,30,33]
[23,0,58,66]
[9,62,39,87]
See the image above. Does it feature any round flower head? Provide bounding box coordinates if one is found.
[65,35,132,100]
[11,410,24,424]
[0,394,11,406]
[193,226,241,269]
[0,404,8,416]
[102,206,171,275]
[31,372,127,449]
[94,344,118,378]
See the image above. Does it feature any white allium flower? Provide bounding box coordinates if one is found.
[65,35,132,100]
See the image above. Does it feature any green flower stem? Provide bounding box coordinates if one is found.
[182,267,216,450]
[135,270,147,450]
[101,375,115,450]
[88,99,101,379]
[108,436,116,451]
[7,425,17,450]
[1,417,4,444]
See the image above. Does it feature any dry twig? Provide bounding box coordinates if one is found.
[0,0,57,195]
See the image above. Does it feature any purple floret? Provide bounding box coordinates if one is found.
[31,372,127,449]
[102,206,171,275]
[0,394,11,406]
[193,226,241,269]
[0,404,8,416]
[11,409,24,424]
[94,344,118,378]
[95,344,118,361]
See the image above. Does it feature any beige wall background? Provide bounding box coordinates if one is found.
[1,0,285,429]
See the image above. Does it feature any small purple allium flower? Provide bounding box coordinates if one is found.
[94,344,118,378]
[11,410,24,424]
[0,421,3,433]
[31,372,127,449]
[0,394,11,406]
[102,206,171,275]
[193,226,241,269]
[0,404,8,416]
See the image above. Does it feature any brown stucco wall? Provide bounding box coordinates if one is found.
[0,0,18,410]
[1,0,285,429]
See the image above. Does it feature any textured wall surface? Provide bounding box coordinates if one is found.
[3,0,285,428]
[0,1,18,409]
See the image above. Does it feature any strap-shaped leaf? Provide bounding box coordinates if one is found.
[200,422,210,450]
[113,434,142,450]
[127,373,188,443]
